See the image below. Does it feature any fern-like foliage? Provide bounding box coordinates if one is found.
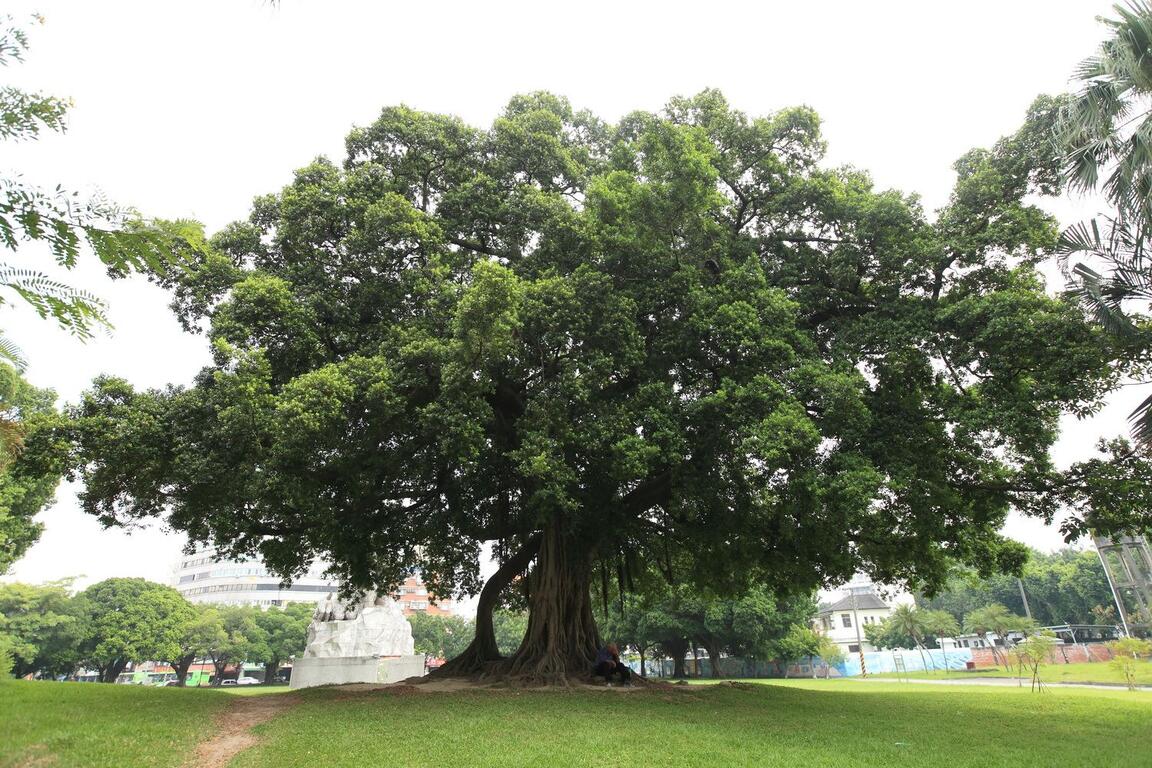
[0,15,199,363]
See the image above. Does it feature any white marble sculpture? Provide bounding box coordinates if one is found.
[303,591,415,659]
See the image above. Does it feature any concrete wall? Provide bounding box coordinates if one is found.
[970,643,1115,667]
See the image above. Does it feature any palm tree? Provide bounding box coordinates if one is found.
[963,603,1029,668]
[923,610,960,670]
[888,605,931,673]
[1056,2,1152,447]
[1057,1,1152,221]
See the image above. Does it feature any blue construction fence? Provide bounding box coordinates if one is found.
[836,648,973,677]
[633,648,975,679]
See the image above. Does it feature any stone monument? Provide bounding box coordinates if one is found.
[290,591,425,689]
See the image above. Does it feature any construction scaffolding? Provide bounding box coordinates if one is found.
[1093,534,1152,635]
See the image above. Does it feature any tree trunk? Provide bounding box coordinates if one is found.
[264,660,280,684]
[664,638,689,678]
[172,653,195,687]
[639,647,646,679]
[916,644,929,674]
[691,644,701,677]
[100,659,127,683]
[436,533,541,676]
[212,659,227,686]
[505,519,600,684]
[704,643,723,679]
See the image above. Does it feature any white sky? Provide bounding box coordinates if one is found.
[1,0,1139,592]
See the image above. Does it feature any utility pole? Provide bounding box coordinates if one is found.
[1016,578,1033,622]
[851,590,867,678]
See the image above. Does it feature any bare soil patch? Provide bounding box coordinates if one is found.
[185,694,301,768]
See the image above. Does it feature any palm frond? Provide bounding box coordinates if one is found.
[1129,391,1152,447]
[0,332,25,371]
[1058,216,1152,335]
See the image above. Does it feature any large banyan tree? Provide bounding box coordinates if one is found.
[51,92,1139,681]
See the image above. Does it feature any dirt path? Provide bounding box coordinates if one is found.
[185,694,301,768]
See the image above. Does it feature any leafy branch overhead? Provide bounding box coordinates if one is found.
[0,15,198,369]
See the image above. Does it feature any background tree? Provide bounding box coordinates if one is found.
[1108,635,1152,690]
[887,605,932,671]
[962,603,1032,667]
[692,588,815,678]
[864,617,919,652]
[491,610,529,657]
[922,609,960,667]
[917,548,1117,628]
[51,91,1137,683]
[74,578,193,683]
[252,603,311,683]
[815,635,845,678]
[632,583,694,678]
[0,580,81,678]
[770,626,821,678]
[408,612,474,663]
[205,605,265,686]
[166,605,225,687]
[597,594,657,677]
[1013,632,1057,692]
[0,364,59,572]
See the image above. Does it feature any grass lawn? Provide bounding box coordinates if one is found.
[5,678,1151,768]
[231,679,1152,768]
[866,660,1152,686]
[0,678,230,768]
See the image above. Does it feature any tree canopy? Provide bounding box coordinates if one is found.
[0,363,59,572]
[0,579,82,678]
[50,90,1142,682]
[916,547,1117,627]
[74,578,194,683]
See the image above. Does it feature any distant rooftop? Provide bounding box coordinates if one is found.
[818,593,890,613]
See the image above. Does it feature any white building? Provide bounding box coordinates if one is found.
[172,548,337,607]
[171,547,455,615]
[815,592,893,654]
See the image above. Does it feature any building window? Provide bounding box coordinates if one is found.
[841,614,852,629]
[848,644,860,653]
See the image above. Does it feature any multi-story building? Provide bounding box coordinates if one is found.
[814,575,912,654]
[815,592,893,654]
[171,548,455,615]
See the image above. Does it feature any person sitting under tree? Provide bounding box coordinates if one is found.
[594,643,631,685]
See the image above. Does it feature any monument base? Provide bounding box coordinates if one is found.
[290,654,425,689]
